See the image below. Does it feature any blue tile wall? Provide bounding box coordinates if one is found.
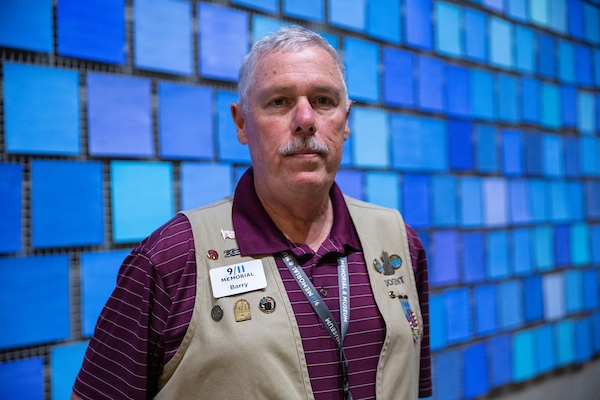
[2,1,600,398]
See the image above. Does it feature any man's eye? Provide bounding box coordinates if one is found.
[317,97,329,104]
[272,99,284,106]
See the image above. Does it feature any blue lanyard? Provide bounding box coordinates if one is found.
[280,251,353,400]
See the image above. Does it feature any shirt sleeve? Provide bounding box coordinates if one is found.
[406,223,433,399]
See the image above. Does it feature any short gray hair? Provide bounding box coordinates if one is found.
[237,25,349,113]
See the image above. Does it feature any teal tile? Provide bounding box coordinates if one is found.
[536,325,555,373]
[435,1,462,57]
[541,83,562,129]
[512,329,537,382]
[565,270,583,313]
[515,26,535,73]
[529,0,549,26]
[555,320,575,366]
[534,226,554,270]
[350,107,389,168]
[571,223,590,266]
[366,0,400,43]
[487,231,510,279]
[51,342,89,400]
[490,17,513,68]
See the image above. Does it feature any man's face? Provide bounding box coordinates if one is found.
[232,46,351,200]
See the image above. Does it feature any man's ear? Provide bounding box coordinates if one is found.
[343,100,352,141]
[231,103,248,145]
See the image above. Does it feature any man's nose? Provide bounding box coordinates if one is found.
[293,98,315,134]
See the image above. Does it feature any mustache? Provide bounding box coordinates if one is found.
[278,136,330,156]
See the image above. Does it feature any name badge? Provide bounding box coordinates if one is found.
[209,259,267,298]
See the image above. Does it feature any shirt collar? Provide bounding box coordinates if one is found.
[232,167,361,256]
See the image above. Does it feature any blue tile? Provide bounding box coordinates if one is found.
[489,335,512,387]
[483,0,503,12]
[405,0,433,50]
[435,350,462,400]
[417,55,445,112]
[543,272,565,319]
[594,311,600,353]
[521,77,539,123]
[462,232,485,283]
[465,9,487,62]
[446,288,472,343]
[568,0,584,39]
[515,25,535,73]
[383,48,414,107]
[525,132,543,175]
[329,0,365,31]
[483,178,508,227]
[32,160,104,248]
[564,137,580,177]
[508,179,530,224]
[513,228,533,275]
[4,63,80,155]
[556,320,575,366]
[508,0,527,20]
[471,69,494,120]
[571,222,591,266]
[561,86,578,127]
[499,281,523,329]
[529,180,548,223]
[459,177,483,227]
[134,0,193,75]
[431,231,459,285]
[51,342,89,400]
[593,226,600,263]
[447,65,470,117]
[476,124,498,172]
[540,82,561,129]
[80,250,130,337]
[0,358,44,400]
[530,0,549,26]
[0,255,70,349]
[0,0,52,52]
[549,181,569,222]
[429,293,447,350]
[0,163,21,253]
[449,119,473,170]
[580,137,599,176]
[87,73,152,157]
[558,40,576,83]
[350,107,389,168]
[538,33,555,79]
[490,17,513,68]
[565,270,583,313]
[158,83,214,159]
[391,115,448,171]
[583,268,600,309]
[232,0,278,13]
[111,161,174,243]
[594,49,600,87]
[181,163,234,210]
[283,0,324,21]
[549,0,567,33]
[335,169,363,200]
[578,90,596,134]
[567,181,584,221]
[435,1,462,57]
[344,38,379,102]
[535,226,555,270]
[401,175,430,228]
[536,325,555,373]
[487,231,510,279]
[475,285,497,335]
[216,91,251,163]
[554,224,571,267]
[524,275,543,322]
[432,176,457,227]
[542,134,564,177]
[57,0,125,63]
[497,75,519,123]
[583,3,600,45]
[198,3,248,81]
[251,15,287,44]
[365,172,400,210]
[502,129,524,175]
[367,0,401,43]
[575,318,593,363]
[585,181,600,219]
[464,343,489,399]
[512,329,537,381]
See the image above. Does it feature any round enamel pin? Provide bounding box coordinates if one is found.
[259,296,276,314]
[207,249,219,260]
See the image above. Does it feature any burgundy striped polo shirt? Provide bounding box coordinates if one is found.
[73,169,432,399]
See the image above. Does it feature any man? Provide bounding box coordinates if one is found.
[72,25,431,399]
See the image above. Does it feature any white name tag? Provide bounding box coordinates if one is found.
[209,259,267,298]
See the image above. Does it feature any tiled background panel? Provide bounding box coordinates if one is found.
[0,357,44,400]
[0,0,52,52]
[0,163,22,254]
[50,342,88,400]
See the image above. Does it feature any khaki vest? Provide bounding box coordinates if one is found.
[156,196,422,400]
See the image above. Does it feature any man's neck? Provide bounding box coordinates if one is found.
[257,189,334,252]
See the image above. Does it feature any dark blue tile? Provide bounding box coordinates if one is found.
[564,137,580,177]
[383,48,414,107]
[449,119,473,171]
[463,232,485,283]
[431,230,459,286]
[417,55,445,112]
[524,275,543,322]
[554,225,571,267]
[576,44,593,87]
[402,174,430,228]
[446,288,472,343]
[568,0,584,39]
[447,65,471,117]
[464,343,489,398]
[583,269,599,309]
[475,284,497,335]
[538,33,556,79]
[561,86,577,127]
[435,350,462,400]
[0,163,21,253]
[406,0,432,50]
[521,77,539,124]
[489,335,512,387]
[525,132,543,176]
[335,169,363,200]
[0,358,44,400]
[502,129,524,175]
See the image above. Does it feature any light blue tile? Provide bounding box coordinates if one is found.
[536,325,555,373]
[542,134,564,177]
[549,181,569,222]
[541,82,561,129]
[4,63,80,155]
[366,0,401,43]
[344,38,379,102]
[435,350,462,400]
[391,115,448,171]
[471,69,495,120]
[283,0,324,21]
[549,0,567,33]
[365,171,400,210]
[535,226,554,270]
[51,342,89,400]
[558,40,576,83]
[483,0,503,12]
[350,107,389,168]
[460,177,483,227]
[429,293,447,350]
[508,179,530,224]
[329,0,366,31]
[580,137,599,176]
[251,15,287,44]
[508,0,527,20]
[111,161,174,243]
[529,0,549,26]
[435,1,462,57]
[499,281,523,329]
[515,26,536,73]
[487,230,510,279]
[181,163,234,210]
[502,129,524,175]
[490,17,513,68]
[529,180,548,223]
[543,273,565,320]
[432,176,457,227]
[134,0,192,75]
[216,91,251,163]
[565,270,583,313]
[497,75,519,123]
[578,91,596,134]
[232,0,278,13]
[483,178,508,227]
